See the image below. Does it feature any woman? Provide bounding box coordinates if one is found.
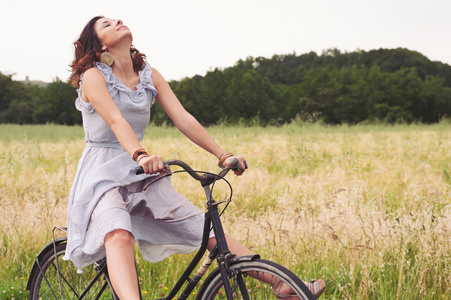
[65,16,325,299]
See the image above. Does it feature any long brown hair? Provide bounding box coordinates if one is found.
[69,16,146,88]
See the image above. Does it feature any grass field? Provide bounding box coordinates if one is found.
[0,122,450,299]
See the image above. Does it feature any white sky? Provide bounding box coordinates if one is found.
[1,0,450,83]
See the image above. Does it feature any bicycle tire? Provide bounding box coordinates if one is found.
[196,258,315,300]
[28,242,116,300]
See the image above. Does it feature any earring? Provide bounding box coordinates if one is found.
[100,51,114,66]
[130,45,136,59]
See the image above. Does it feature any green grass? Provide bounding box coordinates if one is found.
[1,122,450,299]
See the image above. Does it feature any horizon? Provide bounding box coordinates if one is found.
[7,47,450,84]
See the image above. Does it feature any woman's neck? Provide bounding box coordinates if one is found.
[108,44,136,78]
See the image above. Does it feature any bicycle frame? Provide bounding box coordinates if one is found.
[135,159,252,300]
[152,160,245,300]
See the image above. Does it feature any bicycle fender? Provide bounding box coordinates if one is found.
[204,254,261,283]
[26,236,67,291]
[229,254,261,264]
[195,254,261,300]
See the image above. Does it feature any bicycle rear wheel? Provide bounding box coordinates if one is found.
[196,258,315,300]
[28,242,116,300]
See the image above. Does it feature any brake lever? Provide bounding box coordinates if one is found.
[230,160,249,173]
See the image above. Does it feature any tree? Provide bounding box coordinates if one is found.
[0,74,37,124]
[3,48,451,125]
[33,79,80,125]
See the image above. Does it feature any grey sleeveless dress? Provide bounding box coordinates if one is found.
[63,62,208,270]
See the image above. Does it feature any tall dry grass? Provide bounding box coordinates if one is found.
[0,123,450,299]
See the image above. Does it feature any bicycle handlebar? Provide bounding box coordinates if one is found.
[134,158,242,184]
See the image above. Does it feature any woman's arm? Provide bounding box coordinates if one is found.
[81,68,164,174]
[152,68,247,173]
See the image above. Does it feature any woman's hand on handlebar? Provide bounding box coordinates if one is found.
[223,155,249,176]
[138,155,164,175]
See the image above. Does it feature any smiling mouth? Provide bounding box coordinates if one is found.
[117,26,128,31]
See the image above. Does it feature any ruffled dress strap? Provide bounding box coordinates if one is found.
[75,62,158,113]
[75,73,95,113]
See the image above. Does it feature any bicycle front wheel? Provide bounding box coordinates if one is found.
[196,258,315,300]
[28,242,116,300]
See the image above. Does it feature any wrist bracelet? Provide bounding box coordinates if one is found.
[137,154,150,163]
[132,148,148,161]
[218,152,232,161]
[218,153,234,168]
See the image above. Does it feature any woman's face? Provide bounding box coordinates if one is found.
[95,17,133,50]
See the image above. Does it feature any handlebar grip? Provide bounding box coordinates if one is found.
[135,161,170,175]
[135,167,144,175]
[226,158,248,173]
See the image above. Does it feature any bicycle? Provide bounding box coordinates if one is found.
[26,159,316,299]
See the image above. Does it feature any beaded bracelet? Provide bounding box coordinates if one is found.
[218,153,234,168]
[218,152,232,160]
[132,148,149,162]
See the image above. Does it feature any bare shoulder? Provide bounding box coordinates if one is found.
[80,67,109,102]
[151,67,166,87]
[83,67,106,83]
[151,67,160,76]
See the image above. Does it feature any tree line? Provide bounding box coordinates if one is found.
[1,48,451,126]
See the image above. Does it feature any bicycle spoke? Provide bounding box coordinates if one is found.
[50,261,80,298]
[36,259,59,300]
[28,243,115,300]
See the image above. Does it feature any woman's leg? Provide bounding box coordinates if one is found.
[104,229,140,300]
[207,233,253,255]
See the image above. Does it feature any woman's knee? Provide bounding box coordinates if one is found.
[104,229,135,248]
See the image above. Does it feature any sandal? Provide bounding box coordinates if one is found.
[272,278,326,299]
[304,279,326,299]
